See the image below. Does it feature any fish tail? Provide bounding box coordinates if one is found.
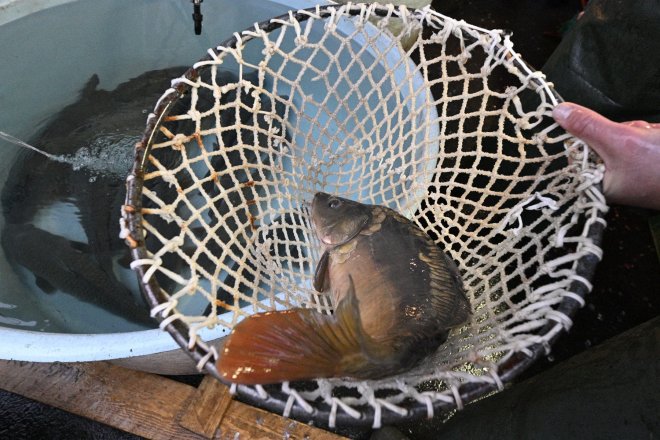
[217,281,384,384]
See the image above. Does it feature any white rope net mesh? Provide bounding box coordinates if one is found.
[123,3,607,428]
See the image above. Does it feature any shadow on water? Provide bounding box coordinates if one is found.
[0,67,192,333]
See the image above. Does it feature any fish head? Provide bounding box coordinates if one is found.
[311,192,371,247]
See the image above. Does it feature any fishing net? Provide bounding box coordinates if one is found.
[122,3,607,428]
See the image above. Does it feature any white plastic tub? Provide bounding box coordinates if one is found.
[0,0,332,374]
[0,0,437,373]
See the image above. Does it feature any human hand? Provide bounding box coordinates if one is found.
[553,102,660,210]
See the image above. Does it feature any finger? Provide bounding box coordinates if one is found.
[553,103,617,142]
[552,103,633,161]
[623,120,660,129]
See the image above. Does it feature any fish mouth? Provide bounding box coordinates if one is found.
[313,222,336,246]
[309,192,349,246]
[310,215,338,247]
[319,233,335,246]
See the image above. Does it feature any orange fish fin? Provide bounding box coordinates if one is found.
[217,281,380,384]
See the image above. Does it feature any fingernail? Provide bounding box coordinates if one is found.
[553,103,574,123]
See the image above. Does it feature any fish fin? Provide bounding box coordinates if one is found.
[217,279,384,384]
[81,74,100,97]
[117,250,132,269]
[442,254,472,327]
[313,251,330,292]
[68,239,90,254]
[444,294,472,328]
[35,276,56,294]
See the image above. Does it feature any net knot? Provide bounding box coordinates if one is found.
[295,34,307,45]
[458,52,471,65]
[487,365,505,391]
[329,398,361,429]
[194,343,218,369]
[416,5,436,27]
[579,163,605,189]
[496,192,559,236]
[324,8,338,32]
[150,301,176,319]
[438,16,458,43]
[255,384,268,399]
[159,311,184,329]
[129,256,163,283]
[449,383,464,410]
[282,382,314,416]
[261,40,277,57]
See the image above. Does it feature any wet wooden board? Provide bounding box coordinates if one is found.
[0,360,345,440]
[179,375,234,437]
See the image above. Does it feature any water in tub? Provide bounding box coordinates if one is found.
[0,61,293,333]
[0,67,190,333]
[0,0,433,335]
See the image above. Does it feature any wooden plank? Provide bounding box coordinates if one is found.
[178,375,345,439]
[0,360,346,440]
[179,375,233,438]
[0,360,201,440]
[221,402,337,440]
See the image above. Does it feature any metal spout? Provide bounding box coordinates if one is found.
[191,0,203,35]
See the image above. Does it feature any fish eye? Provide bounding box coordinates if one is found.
[328,198,342,209]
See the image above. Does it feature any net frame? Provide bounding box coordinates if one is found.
[121,3,607,428]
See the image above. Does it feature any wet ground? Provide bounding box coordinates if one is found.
[1,0,659,438]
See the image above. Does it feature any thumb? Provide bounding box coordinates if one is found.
[553,102,660,209]
[552,102,623,161]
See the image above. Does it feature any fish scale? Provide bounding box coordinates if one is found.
[349,208,469,344]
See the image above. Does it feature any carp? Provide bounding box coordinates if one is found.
[217,192,470,384]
